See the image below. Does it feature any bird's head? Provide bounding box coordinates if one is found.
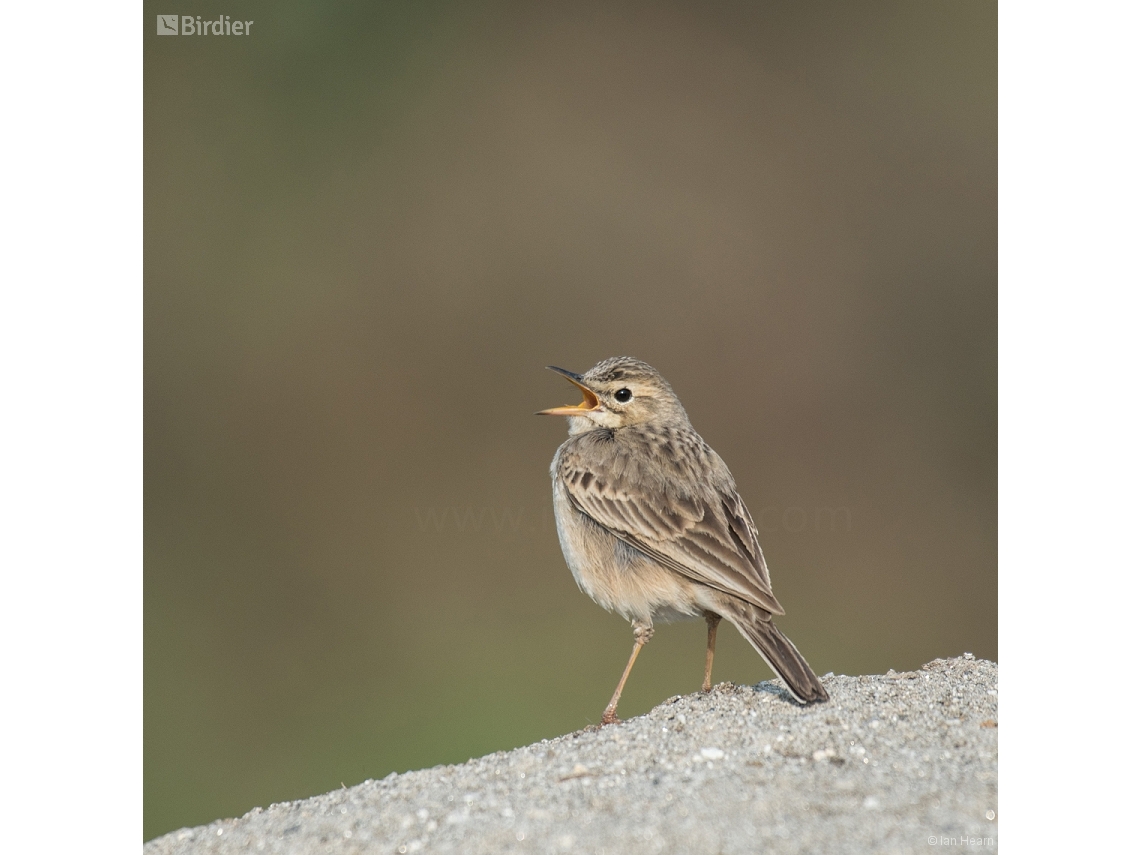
[537,357,688,433]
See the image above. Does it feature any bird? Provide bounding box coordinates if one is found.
[538,356,828,724]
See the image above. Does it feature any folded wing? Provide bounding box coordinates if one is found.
[559,450,785,616]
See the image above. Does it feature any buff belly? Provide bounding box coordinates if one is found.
[551,478,708,625]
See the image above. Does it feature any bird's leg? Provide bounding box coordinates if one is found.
[702,612,722,692]
[601,621,653,725]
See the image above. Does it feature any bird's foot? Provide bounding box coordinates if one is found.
[600,708,621,726]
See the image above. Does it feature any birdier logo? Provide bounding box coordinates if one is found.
[156,15,254,36]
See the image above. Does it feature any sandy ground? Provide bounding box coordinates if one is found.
[146,656,998,854]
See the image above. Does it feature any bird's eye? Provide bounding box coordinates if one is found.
[614,388,632,403]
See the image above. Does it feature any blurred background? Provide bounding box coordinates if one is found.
[144,0,995,841]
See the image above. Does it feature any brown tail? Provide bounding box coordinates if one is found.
[722,599,828,704]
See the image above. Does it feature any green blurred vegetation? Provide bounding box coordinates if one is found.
[145,0,996,841]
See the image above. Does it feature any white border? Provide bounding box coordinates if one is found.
[0,1,141,850]
[1001,0,1138,848]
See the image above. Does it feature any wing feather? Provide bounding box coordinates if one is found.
[558,436,785,616]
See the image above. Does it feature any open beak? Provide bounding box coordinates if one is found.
[536,366,601,416]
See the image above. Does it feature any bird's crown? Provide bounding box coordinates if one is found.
[583,356,666,386]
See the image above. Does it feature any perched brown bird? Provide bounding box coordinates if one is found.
[539,357,828,724]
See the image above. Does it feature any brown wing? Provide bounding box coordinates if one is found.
[558,444,785,616]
